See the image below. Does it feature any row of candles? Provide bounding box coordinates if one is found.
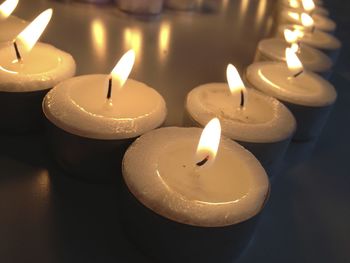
[0,0,340,262]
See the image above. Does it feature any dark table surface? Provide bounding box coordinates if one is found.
[0,0,350,262]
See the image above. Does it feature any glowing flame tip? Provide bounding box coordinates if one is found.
[285,48,303,74]
[16,8,53,53]
[195,118,221,167]
[111,49,136,89]
[0,0,19,20]
[302,0,316,12]
[301,12,314,27]
[226,64,246,95]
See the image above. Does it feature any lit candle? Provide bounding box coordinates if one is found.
[278,9,336,33]
[277,14,341,61]
[121,119,269,263]
[246,48,337,141]
[0,9,76,133]
[0,0,27,46]
[185,64,296,176]
[255,29,333,78]
[43,50,167,181]
[165,0,197,10]
[116,0,164,15]
[280,0,329,16]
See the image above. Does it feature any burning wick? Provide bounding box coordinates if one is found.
[293,70,304,78]
[226,64,246,110]
[240,90,245,108]
[196,155,209,167]
[107,77,112,100]
[13,41,21,61]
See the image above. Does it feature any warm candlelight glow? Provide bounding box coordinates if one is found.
[301,12,314,28]
[226,64,246,107]
[111,49,135,89]
[16,9,53,54]
[302,0,315,12]
[123,28,142,61]
[288,0,300,8]
[195,118,221,168]
[0,0,18,20]
[291,43,300,53]
[91,19,107,60]
[288,11,300,21]
[286,48,304,75]
[284,29,298,44]
[158,21,171,62]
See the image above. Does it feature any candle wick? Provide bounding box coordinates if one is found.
[107,77,112,100]
[13,41,22,62]
[196,155,209,167]
[293,70,304,78]
[240,89,245,108]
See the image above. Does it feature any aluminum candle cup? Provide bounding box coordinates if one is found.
[165,0,197,10]
[185,84,296,176]
[0,42,76,133]
[0,16,27,46]
[246,62,337,141]
[276,25,342,62]
[121,127,270,263]
[43,76,167,182]
[116,0,164,15]
[255,38,333,78]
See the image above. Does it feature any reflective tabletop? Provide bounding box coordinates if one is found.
[1,0,350,262]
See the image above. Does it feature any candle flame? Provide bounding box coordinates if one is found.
[301,12,314,28]
[286,47,303,74]
[302,0,315,12]
[291,43,300,53]
[226,64,246,96]
[195,118,221,168]
[284,29,299,44]
[288,0,300,8]
[111,49,135,89]
[16,9,53,54]
[288,11,300,21]
[0,0,18,20]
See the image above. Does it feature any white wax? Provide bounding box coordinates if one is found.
[280,9,335,32]
[0,42,76,92]
[0,16,27,45]
[246,62,337,107]
[186,83,295,143]
[277,24,341,51]
[257,38,332,73]
[43,75,167,140]
[123,127,269,227]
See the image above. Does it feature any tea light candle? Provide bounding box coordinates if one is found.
[280,0,328,16]
[246,48,337,141]
[121,120,269,263]
[116,0,164,15]
[0,9,76,133]
[277,23,342,61]
[185,65,296,176]
[279,10,336,33]
[255,36,333,78]
[0,0,27,46]
[43,50,167,181]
